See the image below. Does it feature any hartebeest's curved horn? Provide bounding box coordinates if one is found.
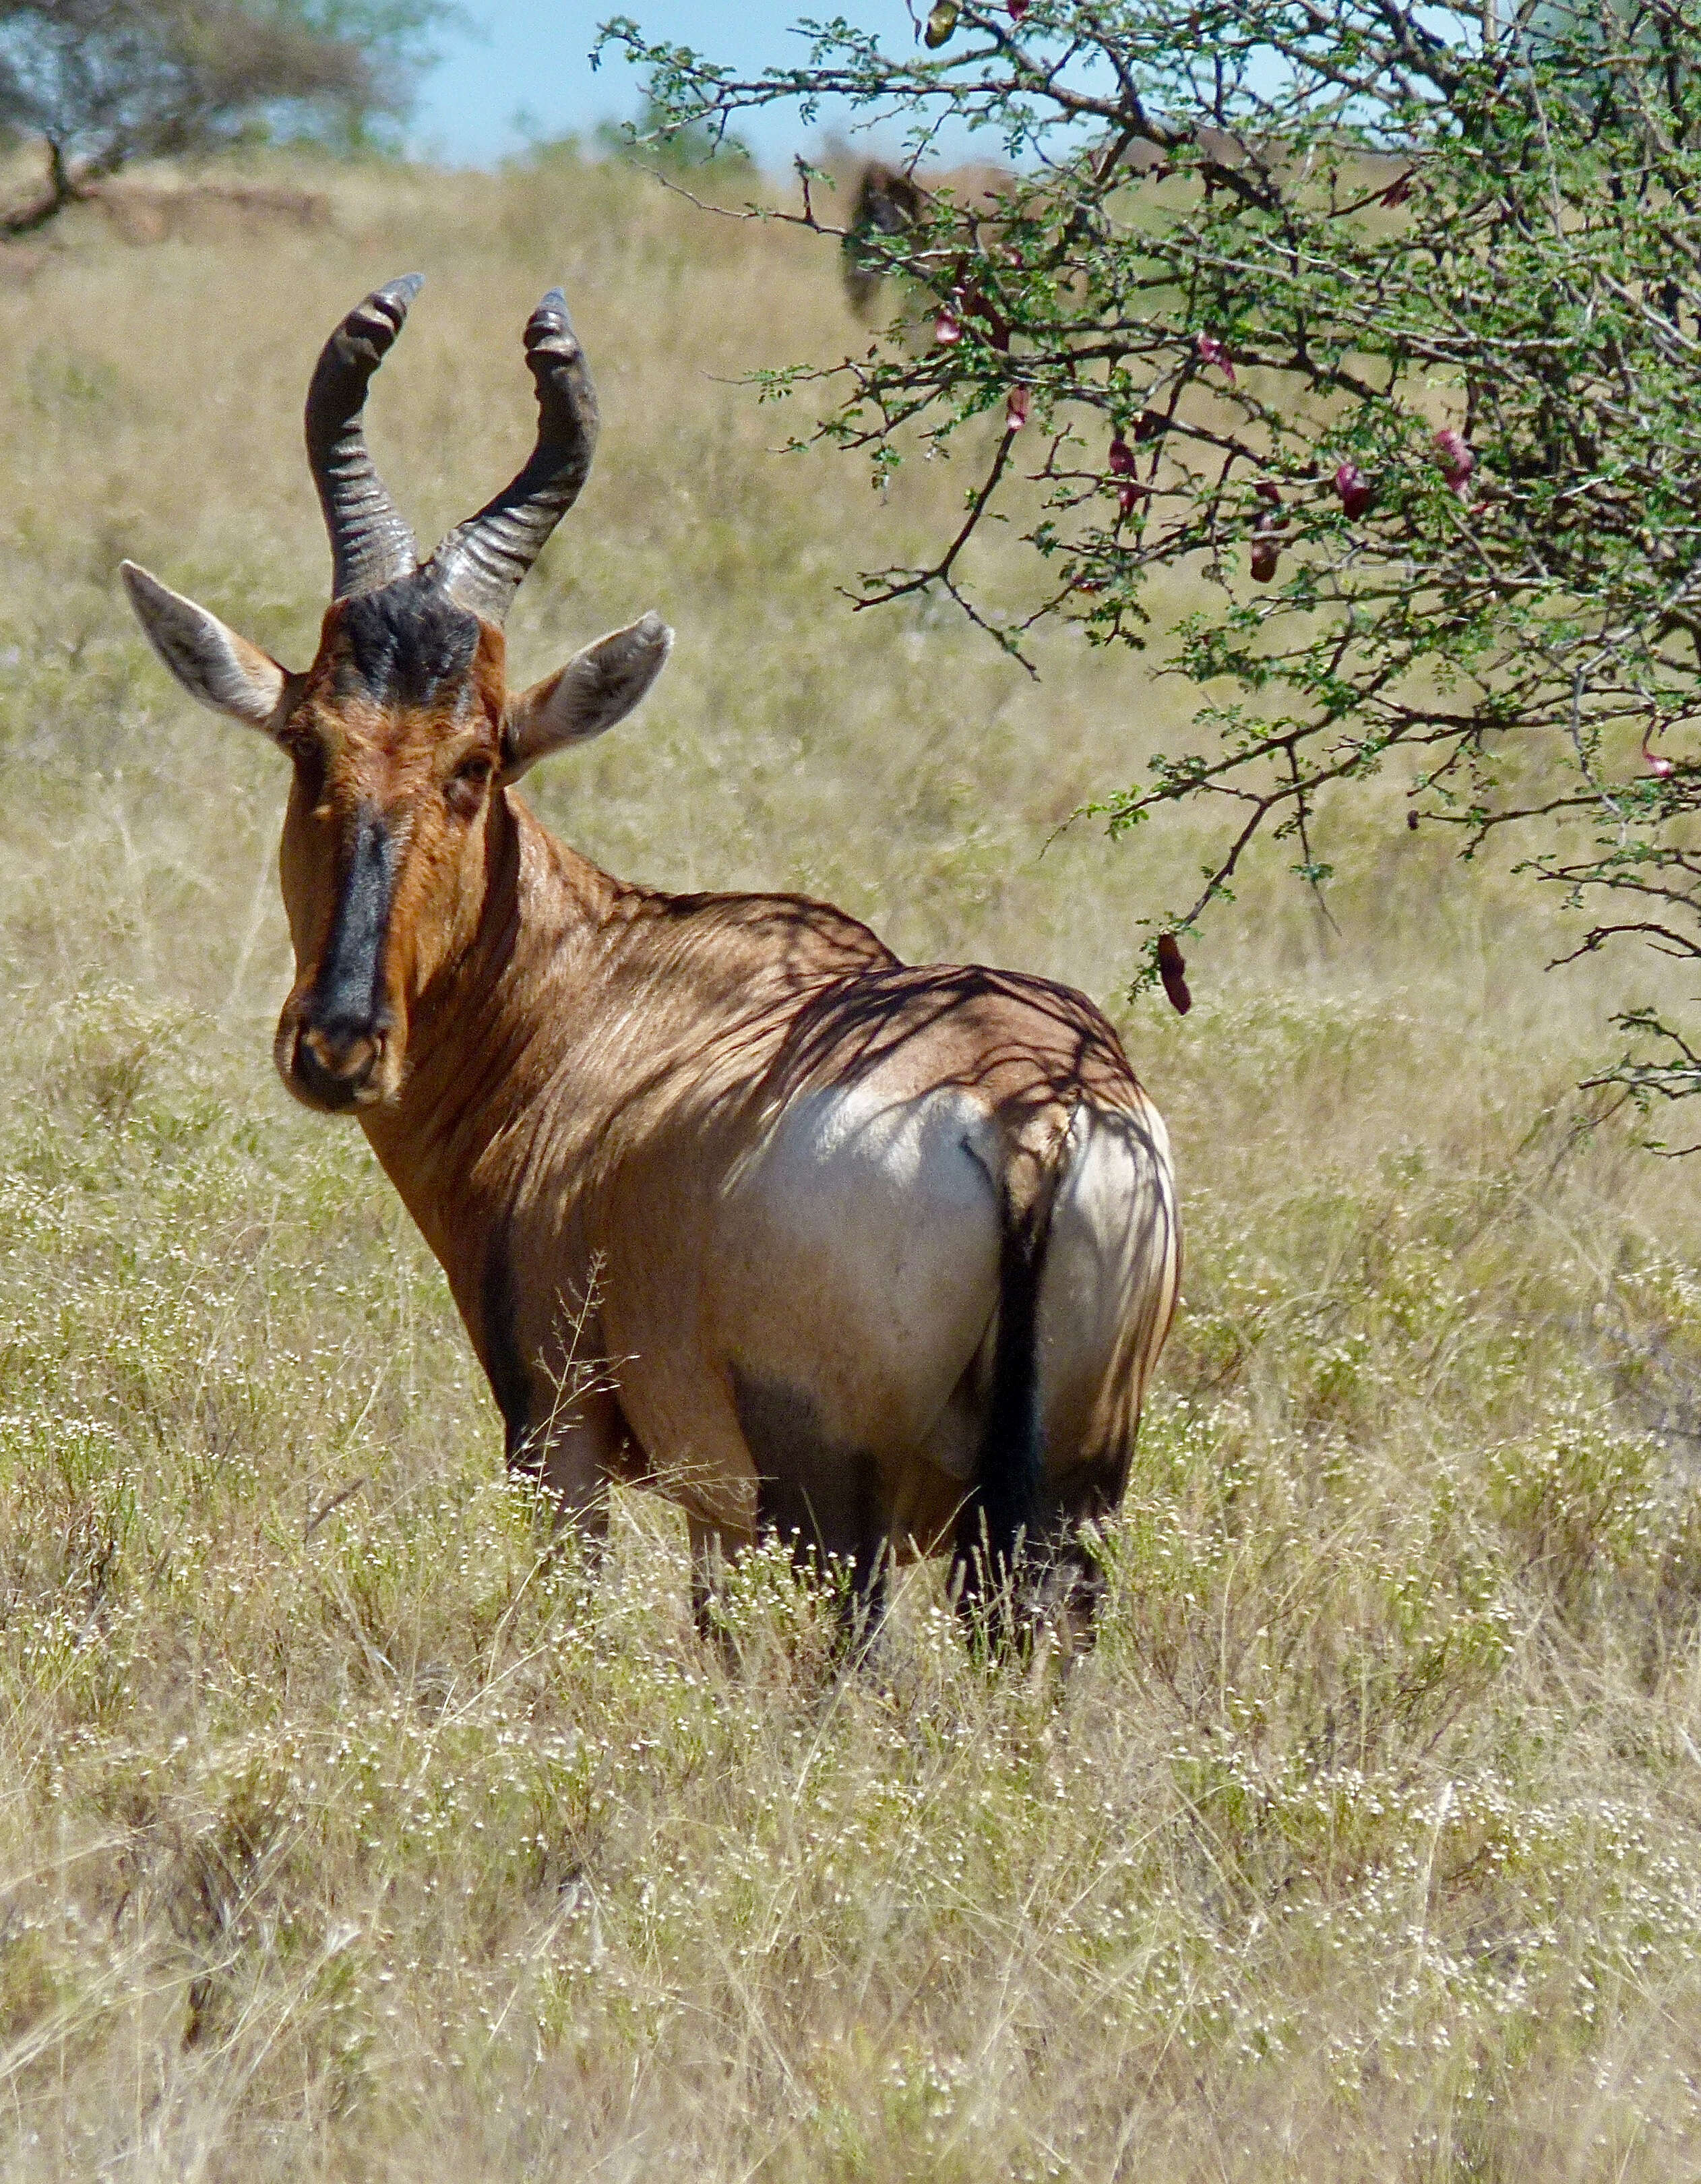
[305,273,424,599]
[425,289,598,624]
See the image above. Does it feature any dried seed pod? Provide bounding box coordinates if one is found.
[1108,435,1146,514]
[964,287,1010,348]
[1249,508,1281,582]
[1157,932,1192,1014]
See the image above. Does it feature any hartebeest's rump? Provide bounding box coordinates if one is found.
[121,277,1180,1633]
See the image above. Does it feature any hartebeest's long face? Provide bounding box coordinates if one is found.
[121,276,671,1113]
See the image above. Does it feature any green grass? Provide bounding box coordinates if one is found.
[3,150,1701,2179]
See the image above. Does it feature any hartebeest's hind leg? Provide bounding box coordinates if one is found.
[755,1466,892,1654]
[948,1117,1067,1649]
[690,1512,890,1662]
[950,1097,1178,1658]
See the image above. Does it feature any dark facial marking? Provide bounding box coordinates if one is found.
[334,572,481,708]
[309,804,396,1044]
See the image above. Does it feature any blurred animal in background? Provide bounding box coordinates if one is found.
[842,160,928,316]
[836,144,1185,322]
[121,276,1179,1650]
[90,181,330,245]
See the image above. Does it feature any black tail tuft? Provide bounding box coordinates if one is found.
[954,1153,1063,1619]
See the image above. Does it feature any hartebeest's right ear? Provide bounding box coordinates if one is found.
[500,611,673,782]
[120,561,291,732]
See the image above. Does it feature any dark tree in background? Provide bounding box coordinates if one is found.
[0,0,443,231]
[605,1,1701,1130]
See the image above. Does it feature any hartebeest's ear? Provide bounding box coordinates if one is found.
[120,561,290,732]
[500,611,673,781]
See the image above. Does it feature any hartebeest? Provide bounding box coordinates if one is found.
[121,277,1179,1635]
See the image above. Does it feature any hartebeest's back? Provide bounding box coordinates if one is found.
[121,277,1180,1639]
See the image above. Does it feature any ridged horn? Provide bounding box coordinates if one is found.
[426,289,598,624]
[305,273,423,599]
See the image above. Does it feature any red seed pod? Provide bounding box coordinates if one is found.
[1132,408,1165,442]
[1644,730,1675,777]
[1010,0,1030,16]
[1157,933,1192,1015]
[1433,428,1475,497]
[1195,331,1235,380]
[1108,434,1137,475]
[1255,480,1282,506]
[1006,385,1030,430]
[934,299,963,346]
[1334,461,1372,520]
[1381,171,1415,208]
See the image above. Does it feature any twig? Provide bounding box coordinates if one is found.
[303,1477,368,1543]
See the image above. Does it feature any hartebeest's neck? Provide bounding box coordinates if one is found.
[355,789,618,1267]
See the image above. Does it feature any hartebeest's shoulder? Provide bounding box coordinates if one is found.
[598,878,898,1056]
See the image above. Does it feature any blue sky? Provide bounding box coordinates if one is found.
[410,2,969,167]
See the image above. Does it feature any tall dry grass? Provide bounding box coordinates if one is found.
[3,149,1701,2181]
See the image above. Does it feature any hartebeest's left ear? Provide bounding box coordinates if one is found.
[500,611,673,782]
[120,561,291,732]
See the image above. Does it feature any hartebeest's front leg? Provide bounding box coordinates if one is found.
[512,1383,631,1545]
[687,1515,735,1643]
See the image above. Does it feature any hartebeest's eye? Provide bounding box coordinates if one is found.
[280,728,326,799]
[445,754,493,814]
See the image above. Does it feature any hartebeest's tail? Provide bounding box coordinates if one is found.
[954,1118,1071,1614]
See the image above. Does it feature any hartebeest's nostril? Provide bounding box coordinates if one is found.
[292,1023,383,1109]
[302,1025,379,1083]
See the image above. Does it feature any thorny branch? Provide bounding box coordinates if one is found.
[604,0,1701,1116]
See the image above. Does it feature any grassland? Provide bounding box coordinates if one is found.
[5,149,1701,2181]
